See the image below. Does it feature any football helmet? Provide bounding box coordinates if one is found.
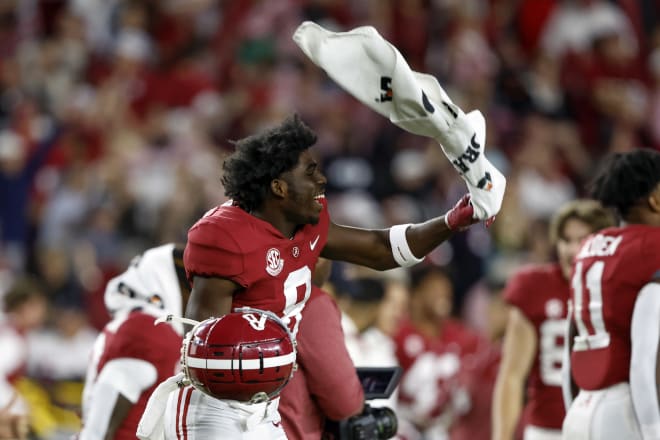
[179,308,297,402]
[104,244,184,318]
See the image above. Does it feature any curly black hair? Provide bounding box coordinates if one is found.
[221,114,317,212]
[590,149,660,219]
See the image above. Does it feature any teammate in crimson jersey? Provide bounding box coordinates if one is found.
[80,244,190,440]
[394,266,499,440]
[148,114,488,440]
[492,200,614,440]
[0,277,47,438]
[563,150,660,440]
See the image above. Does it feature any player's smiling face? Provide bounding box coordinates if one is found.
[281,150,326,226]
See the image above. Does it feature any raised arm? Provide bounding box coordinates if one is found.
[321,194,476,270]
[491,306,537,440]
[630,279,660,440]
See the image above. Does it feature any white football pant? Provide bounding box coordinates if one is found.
[562,382,642,440]
[524,425,562,440]
[163,386,287,440]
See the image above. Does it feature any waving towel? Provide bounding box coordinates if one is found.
[293,21,505,220]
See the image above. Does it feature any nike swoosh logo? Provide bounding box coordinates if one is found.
[310,235,320,251]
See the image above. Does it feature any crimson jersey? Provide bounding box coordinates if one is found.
[279,287,364,440]
[503,263,567,430]
[570,225,660,390]
[394,318,498,439]
[83,311,182,439]
[0,322,27,385]
[184,199,330,337]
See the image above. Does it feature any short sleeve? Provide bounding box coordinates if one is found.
[502,268,534,311]
[184,219,245,285]
[108,313,182,368]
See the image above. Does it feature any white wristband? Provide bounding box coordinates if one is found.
[389,224,424,268]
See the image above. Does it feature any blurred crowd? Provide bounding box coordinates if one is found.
[0,0,658,438]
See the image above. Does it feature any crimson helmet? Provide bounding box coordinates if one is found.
[181,308,296,402]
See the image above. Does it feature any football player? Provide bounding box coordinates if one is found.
[562,149,660,440]
[164,114,486,439]
[394,265,498,440]
[0,277,47,430]
[79,243,190,440]
[492,200,614,440]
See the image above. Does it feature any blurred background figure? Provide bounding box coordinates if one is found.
[79,243,188,440]
[23,302,97,439]
[394,265,499,440]
[0,276,48,436]
[492,199,614,440]
[336,268,401,410]
[0,393,28,440]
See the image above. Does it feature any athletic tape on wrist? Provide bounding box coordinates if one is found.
[390,224,424,268]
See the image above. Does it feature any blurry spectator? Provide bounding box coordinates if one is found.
[0,276,47,419]
[34,246,85,310]
[541,0,637,59]
[649,27,660,150]
[337,274,399,410]
[462,274,509,344]
[24,303,97,438]
[394,265,498,440]
[523,52,568,118]
[38,163,95,250]
[514,116,577,220]
[376,278,410,339]
[0,393,27,440]
[0,125,60,271]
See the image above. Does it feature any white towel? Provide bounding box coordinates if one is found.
[293,21,505,220]
[136,373,187,440]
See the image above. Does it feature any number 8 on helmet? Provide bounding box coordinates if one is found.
[179,308,297,403]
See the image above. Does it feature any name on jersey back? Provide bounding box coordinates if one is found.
[576,234,623,259]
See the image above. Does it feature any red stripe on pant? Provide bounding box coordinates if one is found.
[182,387,193,440]
[175,388,184,440]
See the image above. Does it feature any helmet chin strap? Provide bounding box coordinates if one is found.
[155,314,205,392]
[154,314,200,327]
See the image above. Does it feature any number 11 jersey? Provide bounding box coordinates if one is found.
[570,224,660,390]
